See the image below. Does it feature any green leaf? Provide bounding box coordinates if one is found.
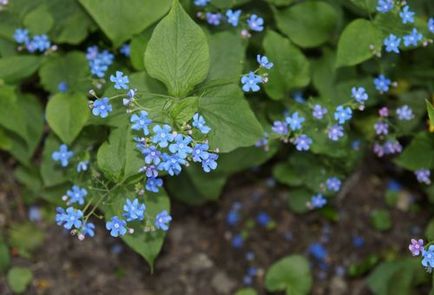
[395,132,434,170]
[104,188,170,269]
[427,100,434,126]
[79,0,171,46]
[0,55,42,82]
[265,255,312,295]
[349,0,377,13]
[0,242,10,272]
[234,288,258,295]
[145,0,210,97]
[39,51,91,93]
[0,127,12,151]
[9,222,44,258]
[425,219,434,240]
[287,188,312,214]
[274,1,338,48]
[370,209,392,231]
[130,28,153,71]
[97,125,143,182]
[40,134,68,187]
[170,96,199,124]
[198,83,263,152]
[336,19,382,67]
[263,30,310,100]
[46,93,90,144]
[0,86,28,145]
[7,267,33,294]
[23,4,54,34]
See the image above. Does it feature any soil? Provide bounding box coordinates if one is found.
[0,154,430,295]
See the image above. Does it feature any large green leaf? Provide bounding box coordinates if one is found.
[395,132,434,170]
[0,55,42,82]
[427,100,434,126]
[79,0,171,46]
[7,267,33,294]
[145,0,210,97]
[274,1,338,48]
[46,93,90,144]
[336,19,383,67]
[263,30,310,100]
[198,83,263,152]
[23,4,54,34]
[265,255,312,295]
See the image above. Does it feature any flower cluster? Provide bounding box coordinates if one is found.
[240,55,273,93]
[307,176,342,210]
[408,239,434,272]
[13,28,52,53]
[86,46,114,78]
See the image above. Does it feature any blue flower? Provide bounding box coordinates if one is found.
[422,245,434,270]
[206,13,222,26]
[327,125,344,141]
[145,177,163,193]
[120,44,130,57]
[123,198,146,222]
[56,207,83,230]
[256,212,271,227]
[86,46,114,78]
[257,54,273,69]
[351,87,368,104]
[292,91,305,104]
[334,106,352,124]
[110,71,129,90]
[192,113,211,134]
[308,243,327,261]
[58,81,68,93]
[247,14,264,32]
[312,104,327,119]
[66,185,88,205]
[52,144,74,167]
[376,0,393,13]
[106,216,127,237]
[130,111,152,135]
[271,121,288,135]
[31,34,51,52]
[82,222,95,237]
[352,235,365,248]
[158,154,186,176]
[142,146,162,165]
[76,160,89,173]
[396,105,414,120]
[415,169,431,185]
[326,177,341,192]
[14,28,29,44]
[123,88,137,106]
[374,74,391,93]
[139,165,159,178]
[429,18,434,33]
[384,34,401,54]
[194,0,209,6]
[294,134,312,151]
[169,134,193,158]
[232,234,244,248]
[202,153,218,172]
[285,112,305,131]
[311,194,327,209]
[226,210,240,226]
[192,143,210,162]
[241,72,262,92]
[152,124,173,148]
[226,9,241,27]
[92,97,112,118]
[154,210,172,231]
[399,5,415,24]
[403,28,423,47]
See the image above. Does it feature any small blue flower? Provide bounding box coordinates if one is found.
[429,18,434,33]
[106,216,127,237]
[31,34,51,52]
[130,111,152,135]
[120,44,130,57]
[202,153,218,172]
[285,112,305,131]
[28,206,41,222]
[76,160,89,172]
[110,71,129,90]
[327,125,344,141]
[415,169,431,185]
[58,81,68,93]
[226,210,240,226]
[14,28,29,44]
[294,134,312,151]
[326,177,341,192]
[56,207,83,230]
[376,0,393,13]
[86,46,114,78]
[92,97,112,118]
[66,185,88,205]
[292,91,306,104]
[123,198,146,222]
[232,234,244,248]
[206,12,222,26]
[351,87,368,104]
[154,210,172,231]
[226,9,241,27]
[169,134,193,158]
[192,143,210,162]
[142,146,162,165]
[194,0,209,6]
[309,243,327,261]
[158,154,186,176]
[311,194,327,209]
[241,72,262,92]
[352,235,365,248]
[422,245,434,270]
[334,106,352,124]
[192,113,211,134]
[257,54,273,69]
[403,28,423,47]
[247,14,264,32]
[384,34,401,54]
[256,212,271,227]
[396,105,414,120]
[152,124,173,148]
[52,144,74,167]
[399,5,415,24]
[271,121,288,135]
[139,165,159,178]
[312,104,327,119]
[123,88,137,106]
[145,177,163,193]
[374,74,391,93]
[82,222,95,237]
